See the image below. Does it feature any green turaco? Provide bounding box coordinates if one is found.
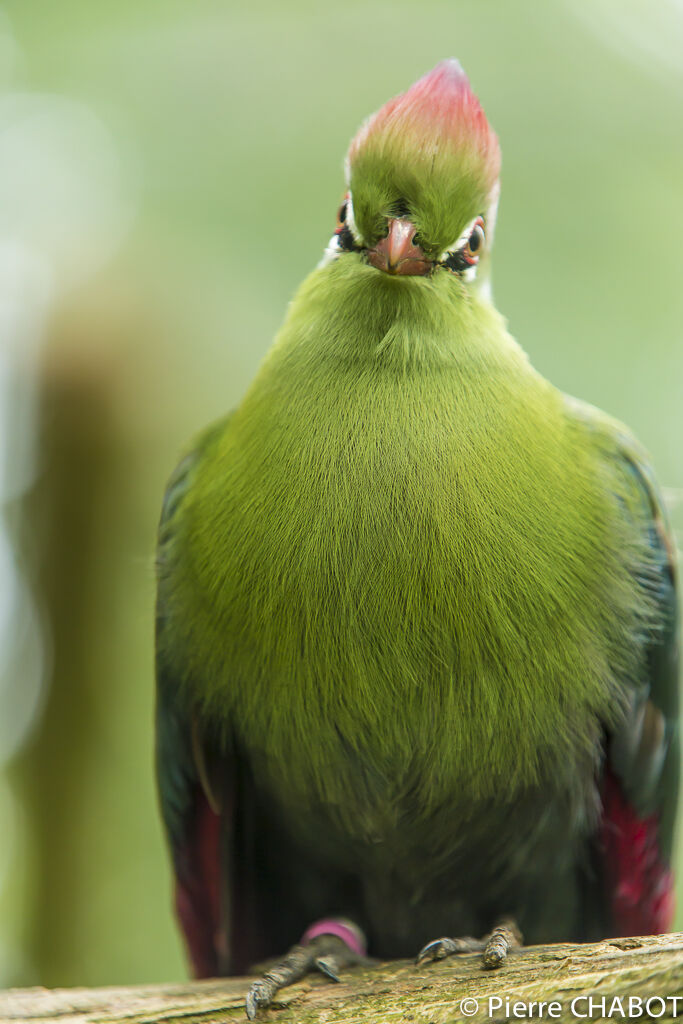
[155,61,679,1017]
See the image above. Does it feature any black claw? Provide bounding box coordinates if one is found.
[315,956,341,982]
[416,937,451,964]
[417,935,486,966]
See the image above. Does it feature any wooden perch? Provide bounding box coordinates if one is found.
[1,933,682,1024]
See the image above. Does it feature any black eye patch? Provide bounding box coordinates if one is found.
[337,225,360,252]
[442,250,471,273]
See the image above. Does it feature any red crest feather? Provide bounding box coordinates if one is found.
[348,60,500,195]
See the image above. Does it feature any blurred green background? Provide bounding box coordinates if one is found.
[0,0,681,990]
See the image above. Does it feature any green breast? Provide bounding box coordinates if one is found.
[164,261,650,838]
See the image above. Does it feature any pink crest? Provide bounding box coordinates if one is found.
[348,60,500,193]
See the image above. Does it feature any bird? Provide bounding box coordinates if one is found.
[155,60,679,1018]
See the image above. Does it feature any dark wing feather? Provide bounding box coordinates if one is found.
[156,661,224,976]
[155,437,228,976]
[598,435,680,935]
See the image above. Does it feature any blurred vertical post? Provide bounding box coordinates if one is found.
[0,66,136,981]
[0,247,49,984]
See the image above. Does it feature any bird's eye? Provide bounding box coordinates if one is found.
[441,217,486,275]
[333,192,360,254]
[461,217,485,265]
[335,196,349,233]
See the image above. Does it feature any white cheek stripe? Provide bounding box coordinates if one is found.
[345,192,361,243]
[318,233,341,268]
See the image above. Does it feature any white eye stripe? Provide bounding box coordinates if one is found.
[345,192,361,243]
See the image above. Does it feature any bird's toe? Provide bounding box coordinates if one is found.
[482,918,522,971]
[416,935,484,965]
[245,978,273,1020]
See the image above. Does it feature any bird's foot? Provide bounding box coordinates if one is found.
[245,918,367,1019]
[417,917,522,971]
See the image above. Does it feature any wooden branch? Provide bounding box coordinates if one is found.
[2,933,682,1024]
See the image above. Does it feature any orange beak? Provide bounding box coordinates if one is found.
[367,219,431,276]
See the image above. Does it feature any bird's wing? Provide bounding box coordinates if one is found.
[572,400,680,935]
[155,420,356,976]
[155,423,228,977]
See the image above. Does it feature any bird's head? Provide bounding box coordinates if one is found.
[324,60,500,290]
